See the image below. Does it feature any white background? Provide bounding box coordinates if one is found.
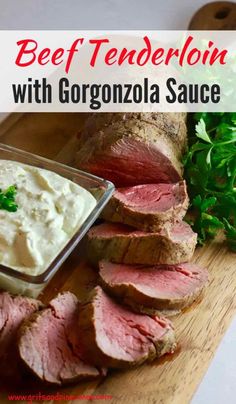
[1,1,236,403]
[1,0,211,30]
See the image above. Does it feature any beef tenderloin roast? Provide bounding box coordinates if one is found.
[75,113,187,187]
[78,286,176,368]
[18,291,105,385]
[101,181,189,231]
[0,292,43,382]
[0,292,42,360]
[99,261,209,314]
[87,221,197,266]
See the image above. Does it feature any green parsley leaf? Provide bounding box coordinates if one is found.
[184,113,236,249]
[195,119,212,144]
[0,185,18,212]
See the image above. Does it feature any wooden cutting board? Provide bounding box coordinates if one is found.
[0,112,235,404]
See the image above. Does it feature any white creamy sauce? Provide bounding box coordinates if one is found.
[0,160,96,275]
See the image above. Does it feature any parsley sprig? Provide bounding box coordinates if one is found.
[0,185,18,212]
[184,113,236,250]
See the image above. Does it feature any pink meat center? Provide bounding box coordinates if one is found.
[94,289,170,361]
[83,138,180,187]
[100,263,208,300]
[19,293,99,384]
[115,183,180,213]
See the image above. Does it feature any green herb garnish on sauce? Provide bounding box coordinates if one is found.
[0,185,18,212]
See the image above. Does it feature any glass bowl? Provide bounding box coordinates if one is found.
[0,143,114,297]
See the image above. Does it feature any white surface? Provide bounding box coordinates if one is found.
[0,1,235,403]
[192,316,236,404]
[1,0,207,30]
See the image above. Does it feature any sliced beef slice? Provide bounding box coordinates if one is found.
[0,292,43,382]
[101,181,189,231]
[99,261,209,314]
[76,113,187,187]
[18,292,105,385]
[87,221,197,266]
[78,286,176,368]
[0,292,42,360]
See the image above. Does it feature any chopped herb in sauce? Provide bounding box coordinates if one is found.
[0,185,18,212]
